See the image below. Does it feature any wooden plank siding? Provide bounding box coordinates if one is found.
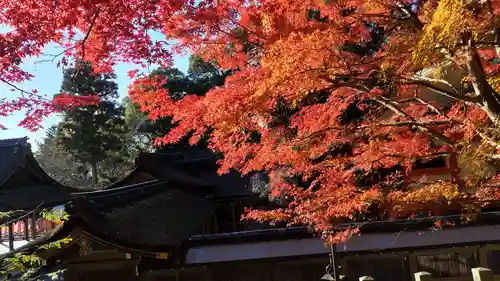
[340,245,500,281]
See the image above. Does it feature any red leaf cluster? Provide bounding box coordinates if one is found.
[5,0,500,242]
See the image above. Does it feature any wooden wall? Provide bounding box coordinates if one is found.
[148,256,328,281]
[341,244,500,281]
[145,244,500,281]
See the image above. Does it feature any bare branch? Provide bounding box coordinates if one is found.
[414,75,462,96]
[395,2,423,29]
[0,78,50,102]
[396,97,442,114]
[32,7,101,67]
[477,130,500,150]
[401,78,482,103]
[484,154,500,160]
[373,120,453,127]
[463,32,500,123]
[0,202,45,226]
[299,120,453,144]
[374,96,455,145]
[81,7,101,61]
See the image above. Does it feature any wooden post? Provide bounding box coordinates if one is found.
[359,277,374,281]
[23,217,29,241]
[472,268,494,281]
[414,272,432,281]
[230,202,236,231]
[31,210,37,239]
[213,212,218,234]
[139,270,152,281]
[8,223,14,251]
[448,151,461,187]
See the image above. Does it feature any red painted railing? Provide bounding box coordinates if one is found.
[0,219,60,241]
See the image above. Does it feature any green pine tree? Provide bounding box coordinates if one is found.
[124,56,230,152]
[55,63,127,187]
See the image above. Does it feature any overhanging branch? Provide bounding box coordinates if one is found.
[299,120,453,143]
[401,78,482,103]
[81,7,101,61]
[395,97,442,114]
[374,96,455,145]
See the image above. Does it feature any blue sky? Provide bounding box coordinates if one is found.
[0,44,190,146]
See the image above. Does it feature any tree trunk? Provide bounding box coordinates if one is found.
[91,160,98,188]
[464,33,500,122]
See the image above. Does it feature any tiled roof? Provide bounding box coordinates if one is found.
[71,181,214,251]
[0,137,29,186]
[102,146,255,199]
[113,150,254,199]
[0,137,75,211]
[0,184,72,212]
[103,147,216,190]
[0,139,251,254]
[193,170,253,199]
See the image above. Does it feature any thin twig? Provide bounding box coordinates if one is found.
[401,78,481,103]
[374,96,455,145]
[0,78,50,102]
[81,7,101,61]
[0,202,45,226]
[396,97,442,115]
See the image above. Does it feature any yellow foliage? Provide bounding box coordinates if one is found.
[488,76,500,92]
[413,0,473,67]
[457,144,490,188]
[429,65,445,79]
[391,182,462,206]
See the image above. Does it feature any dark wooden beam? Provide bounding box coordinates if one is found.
[8,223,14,251]
[213,212,218,234]
[23,217,29,241]
[66,259,139,272]
[139,271,152,281]
[31,210,37,239]
[230,202,236,232]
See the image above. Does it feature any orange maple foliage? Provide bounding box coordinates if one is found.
[4,0,500,242]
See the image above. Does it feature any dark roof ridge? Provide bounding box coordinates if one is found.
[0,136,81,191]
[0,137,86,211]
[101,165,141,190]
[0,137,29,146]
[0,137,30,186]
[137,149,217,164]
[70,186,215,252]
[74,180,162,196]
[71,181,170,210]
[23,149,78,191]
